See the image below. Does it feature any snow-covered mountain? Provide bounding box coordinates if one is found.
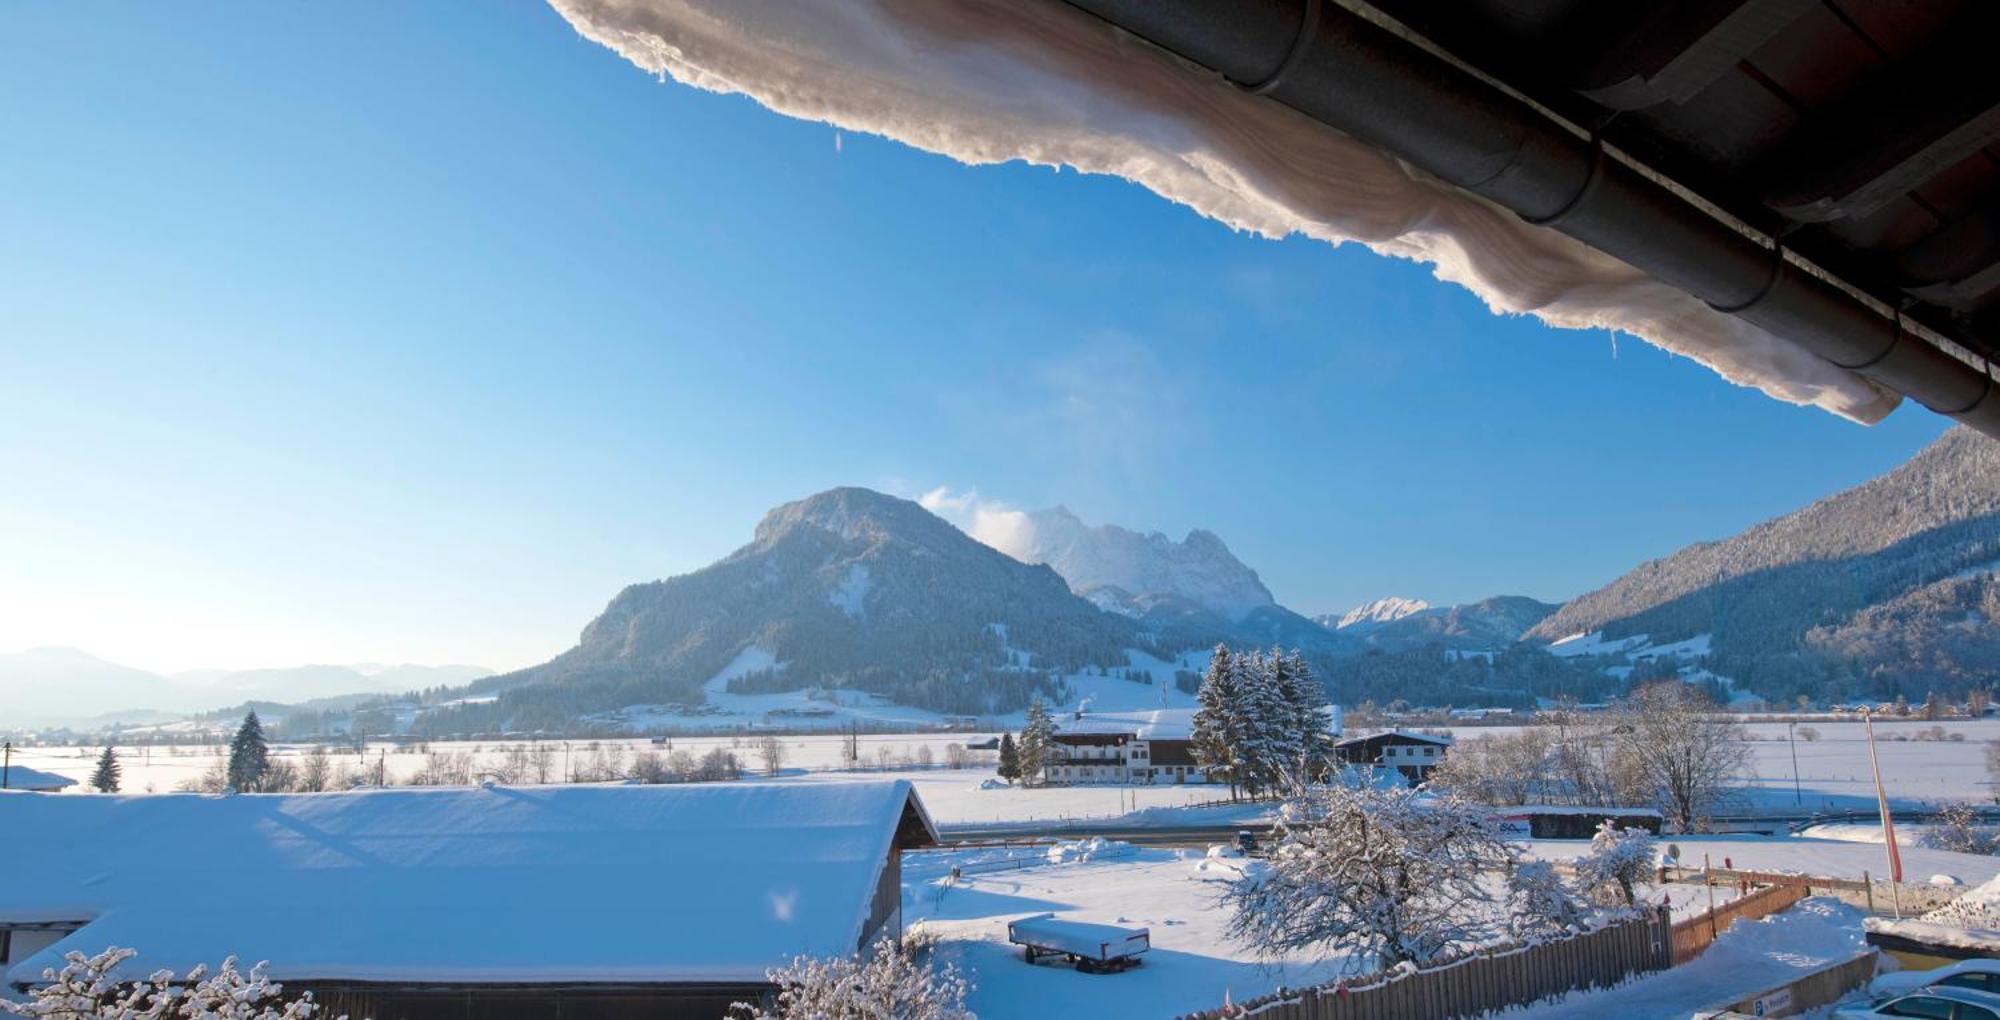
[990,506,1275,623]
[1318,596,1433,631]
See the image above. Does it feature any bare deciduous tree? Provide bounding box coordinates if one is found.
[757,735,786,777]
[1615,682,1749,831]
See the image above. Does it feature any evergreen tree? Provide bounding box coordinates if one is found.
[1191,645,1242,795]
[1017,695,1055,787]
[90,745,122,793]
[997,732,1021,784]
[1282,649,1333,773]
[227,711,271,792]
[1233,650,1294,797]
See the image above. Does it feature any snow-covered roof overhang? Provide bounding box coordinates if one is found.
[0,780,932,987]
[545,0,2000,436]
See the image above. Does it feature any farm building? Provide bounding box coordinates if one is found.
[0,765,76,793]
[0,779,938,1018]
[1043,709,1214,785]
[1332,729,1453,782]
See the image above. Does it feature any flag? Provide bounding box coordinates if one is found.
[1865,711,1904,883]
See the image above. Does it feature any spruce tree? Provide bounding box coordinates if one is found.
[1191,645,1241,794]
[1233,650,1292,797]
[1284,649,1332,774]
[227,711,271,792]
[1018,696,1055,787]
[90,745,121,793]
[997,733,1021,784]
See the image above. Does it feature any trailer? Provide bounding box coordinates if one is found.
[1006,913,1150,974]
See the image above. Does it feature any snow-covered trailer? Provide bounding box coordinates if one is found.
[1007,913,1150,973]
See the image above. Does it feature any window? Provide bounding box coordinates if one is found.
[1939,973,2000,993]
[1961,1004,2000,1020]
[1881,996,1956,1018]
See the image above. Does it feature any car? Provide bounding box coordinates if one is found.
[1872,960,2000,1001]
[1832,985,2000,1020]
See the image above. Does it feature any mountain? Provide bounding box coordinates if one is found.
[171,663,494,704]
[996,506,1275,622]
[465,488,1151,730]
[0,647,194,727]
[1359,596,1561,650]
[1317,596,1433,631]
[1524,427,2000,703]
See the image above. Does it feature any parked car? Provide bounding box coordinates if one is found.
[1832,985,2000,1020]
[1872,960,2000,1001]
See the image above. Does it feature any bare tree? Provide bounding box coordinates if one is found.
[1429,729,1551,806]
[298,745,331,793]
[1614,682,1749,831]
[757,735,786,777]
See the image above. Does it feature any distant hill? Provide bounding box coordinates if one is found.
[462,488,1152,730]
[1316,596,1433,632]
[1524,427,2000,703]
[1359,596,1561,650]
[0,647,193,726]
[172,663,493,704]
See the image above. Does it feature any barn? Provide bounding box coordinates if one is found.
[0,779,938,1018]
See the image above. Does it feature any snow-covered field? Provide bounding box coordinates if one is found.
[1451,718,2000,811]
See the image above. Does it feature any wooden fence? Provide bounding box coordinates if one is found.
[1669,882,1808,964]
[1662,864,1966,915]
[1176,910,1672,1020]
[1699,950,1879,1018]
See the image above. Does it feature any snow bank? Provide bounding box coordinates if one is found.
[1868,871,2000,950]
[547,0,1897,423]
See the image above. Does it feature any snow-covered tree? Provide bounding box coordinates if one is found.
[1280,650,1332,771]
[996,733,1020,784]
[2,946,325,1018]
[730,935,972,1020]
[1226,776,1516,970]
[1017,696,1055,786]
[90,746,121,794]
[1506,860,1585,938]
[1190,646,1241,793]
[227,712,271,793]
[1573,821,1657,906]
[1922,802,2000,855]
[1232,651,1297,797]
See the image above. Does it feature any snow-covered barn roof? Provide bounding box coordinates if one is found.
[0,780,937,988]
[1054,708,1196,741]
[0,766,76,792]
[1334,729,1454,747]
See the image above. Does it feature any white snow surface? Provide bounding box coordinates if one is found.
[0,780,933,986]
[547,0,1899,423]
[1508,898,1867,1019]
[1867,872,2000,950]
[0,765,77,792]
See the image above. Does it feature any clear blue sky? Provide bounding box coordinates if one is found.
[0,3,1952,673]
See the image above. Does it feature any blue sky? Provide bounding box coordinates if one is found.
[0,3,1952,673]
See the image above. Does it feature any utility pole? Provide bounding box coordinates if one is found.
[2,740,10,789]
[1788,719,1802,806]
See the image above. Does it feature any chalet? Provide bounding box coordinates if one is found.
[1045,709,1205,785]
[0,780,938,1019]
[1332,729,1453,781]
[0,765,76,793]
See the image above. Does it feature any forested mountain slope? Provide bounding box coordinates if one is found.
[1525,428,2000,701]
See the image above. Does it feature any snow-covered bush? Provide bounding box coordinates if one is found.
[1920,802,2000,855]
[1506,860,1585,938]
[1573,821,1657,906]
[730,935,972,1020]
[1225,777,1515,970]
[1,946,333,1019]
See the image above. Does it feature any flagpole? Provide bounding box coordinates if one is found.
[1864,710,1904,918]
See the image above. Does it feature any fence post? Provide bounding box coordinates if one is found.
[1864,870,1875,914]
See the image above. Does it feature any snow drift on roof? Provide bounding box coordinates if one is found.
[547,0,1898,424]
[0,766,76,791]
[0,780,934,987]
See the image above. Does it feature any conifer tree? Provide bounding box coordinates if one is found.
[90,745,121,793]
[227,711,271,792]
[1191,645,1241,795]
[997,732,1021,784]
[1017,696,1055,786]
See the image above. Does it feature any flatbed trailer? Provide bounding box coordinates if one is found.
[1006,913,1150,973]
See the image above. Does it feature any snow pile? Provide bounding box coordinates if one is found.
[0,780,935,987]
[1868,871,2000,950]
[548,0,1897,423]
[1044,836,1131,865]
